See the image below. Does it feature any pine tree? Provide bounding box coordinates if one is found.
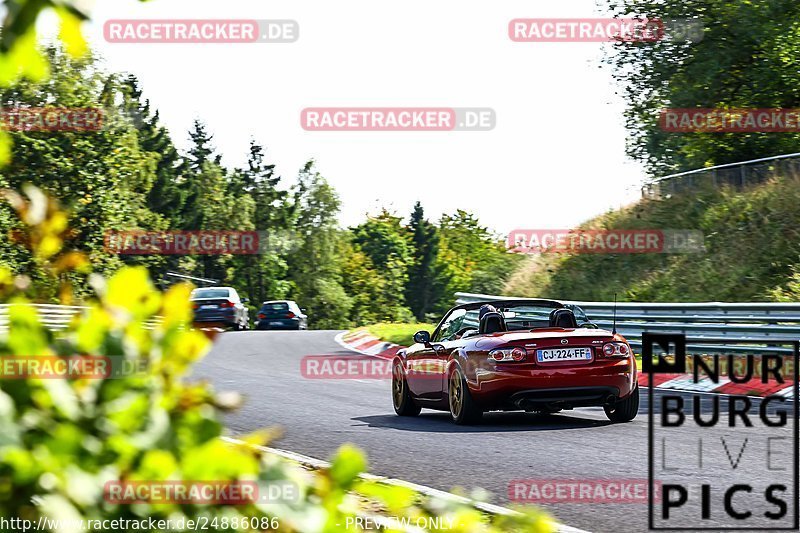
[119,76,186,226]
[230,141,291,304]
[405,202,440,321]
[180,120,219,229]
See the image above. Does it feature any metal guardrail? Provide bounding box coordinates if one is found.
[455,293,800,355]
[641,152,800,199]
[0,304,161,332]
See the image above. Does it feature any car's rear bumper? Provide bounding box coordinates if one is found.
[509,386,619,410]
[193,311,237,327]
[256,318,301,330]
[470,358,636,410]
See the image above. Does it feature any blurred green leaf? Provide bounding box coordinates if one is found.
[329,444,366,489]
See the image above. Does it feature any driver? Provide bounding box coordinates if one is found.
[452,304,498,340]
[479,304,498,322]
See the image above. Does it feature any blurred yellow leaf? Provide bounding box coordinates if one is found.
[105,267,161,318]
[56,7,88,58]
[37,235,64,260]
[236,428,283,448]
[159,283,193,328]
[163,329,210,370]
[52,252,90,274]
[329,444,367,489]
[7,299,51,356]
[74,306,113,353]
[0,266,14,296]
[0,130,11,166]
[0,30,49,86]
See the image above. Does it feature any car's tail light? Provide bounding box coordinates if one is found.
[257,313,266,319]
[602,342,630,357]
[489,347,527,362]
[219,301,235,308]
[286,312,296,319]
[192,303,199,310]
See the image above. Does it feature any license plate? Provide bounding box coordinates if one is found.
[269,321,283,326]
[200,305,216,310]
[536,347,593,362]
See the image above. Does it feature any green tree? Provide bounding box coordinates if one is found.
[434,210,520,313]
[605,0,800,176]
[118,75,187,285]
[349,209,413,321]
[179,120,219,230]
[118,75,186,226]
[405,202,440,321]
[229,141,291,305]
[0,48,160,294]
[286,161,352,328]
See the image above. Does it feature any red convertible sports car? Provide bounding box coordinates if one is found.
[392,299,638,424]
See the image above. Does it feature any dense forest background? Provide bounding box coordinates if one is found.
[0,49,521,328]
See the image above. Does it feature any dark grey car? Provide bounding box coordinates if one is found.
[191,287,250,330]
[255,300,307,330]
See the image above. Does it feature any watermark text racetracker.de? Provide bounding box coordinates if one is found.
[661,108,800,133]
[509,479,660,504]
[507,229,705,254]
[508,17,703,43]
[0,107,104,132]
[0,355,147,380]
[302,355,504,380]
[104,19,298,43]
[104,230,298,255]
[302,356,393,380]
[301,108,495,131]
[103,480,298,505]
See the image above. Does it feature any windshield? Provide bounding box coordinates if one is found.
[436,302,589,340]
[495,304,561,330]
[191,289,230,299]
[262,302,290,312]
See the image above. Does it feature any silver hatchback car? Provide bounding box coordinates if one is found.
[190,287,250,330]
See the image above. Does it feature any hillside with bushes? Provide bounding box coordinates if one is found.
[504,176,800,302]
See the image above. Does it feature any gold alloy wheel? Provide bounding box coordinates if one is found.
[449,371,463,417]
[392,365,404,408]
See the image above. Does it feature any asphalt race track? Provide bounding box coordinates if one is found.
[192,331,797,533]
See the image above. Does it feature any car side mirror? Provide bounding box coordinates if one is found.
[579,322,599,329]
[300,308,307,313]
[413,330,431,345]
[241,298,249,304]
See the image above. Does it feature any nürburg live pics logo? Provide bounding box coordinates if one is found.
[645,333,799,530]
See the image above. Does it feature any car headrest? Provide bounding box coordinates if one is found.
[479,311,506,334]
[549,308,578,329]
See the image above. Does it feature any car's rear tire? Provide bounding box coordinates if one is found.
[604,385,639,423]
[392,363,420,417]
[448,367,482,425]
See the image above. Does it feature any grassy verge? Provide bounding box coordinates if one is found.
[364,322,436,346]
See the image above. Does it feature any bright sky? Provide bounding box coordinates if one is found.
[50,0,645,234]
